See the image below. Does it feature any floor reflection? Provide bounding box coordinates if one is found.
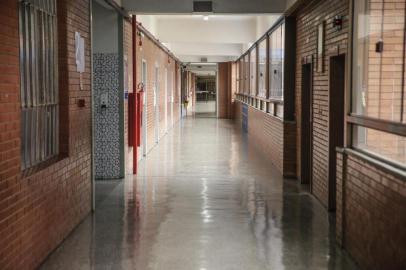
[40,118,357,270]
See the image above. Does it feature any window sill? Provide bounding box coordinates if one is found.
[337,147,406,181]
[21,153,69,178]
[236,99,285,122]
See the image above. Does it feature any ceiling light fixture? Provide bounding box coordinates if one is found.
[203,15,209,21]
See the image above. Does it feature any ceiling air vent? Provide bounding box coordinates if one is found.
[200,57,208,63]
[193,1,213,13]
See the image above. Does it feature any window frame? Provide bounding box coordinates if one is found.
[257,36,268,98]
[249,45,257,97]
[19,0,59,171]
[234,17,286,120]
[347,0,406,169]
[348,0,406,138]
[268,23,284,101]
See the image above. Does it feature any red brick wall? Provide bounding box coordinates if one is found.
[336,151,406,270]
[234,101,295,177]
[0,0,92,269]
[134,29,181,155]
[295,0,349,207]
[248,106,284,172]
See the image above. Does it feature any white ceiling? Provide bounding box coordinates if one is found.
[138,14,281,64]
[123,0,287,14]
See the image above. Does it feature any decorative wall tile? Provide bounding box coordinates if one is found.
[93,53,121,179]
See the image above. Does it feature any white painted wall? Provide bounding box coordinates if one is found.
[137,14,282,62]
[155,16,257,44]
[123,0,286,13]
[255,15,281,39]
[137,15,157,36]
[169,43,242,56]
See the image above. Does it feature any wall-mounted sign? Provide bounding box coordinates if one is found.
[75,32,85,73]
[317,22,324,73]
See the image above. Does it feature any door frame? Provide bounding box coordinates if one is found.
[328,54,346,211]
[164,67,168,133]
[154,63,159,144]
[300,62,313,192]
[171,70,174,126]
[141,59,148,156]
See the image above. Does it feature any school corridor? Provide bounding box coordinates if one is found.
[40,117,357,269]
[0,0,405,269]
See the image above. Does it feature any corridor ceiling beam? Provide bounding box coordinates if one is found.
[122,0,287,14]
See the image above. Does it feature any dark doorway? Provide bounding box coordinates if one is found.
[300,63,313,190]
[195,75,217,117]
[328,54,345,211]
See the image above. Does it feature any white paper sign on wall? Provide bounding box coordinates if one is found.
[75,32,85,73]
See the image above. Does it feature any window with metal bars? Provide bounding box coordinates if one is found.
[19,0,59,170]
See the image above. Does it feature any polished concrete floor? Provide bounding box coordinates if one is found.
[40,117,358,270]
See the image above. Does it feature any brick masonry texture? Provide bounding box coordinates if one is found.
[295,0,349,207]
[234,101,295,177]
[0,0,92,269]
[336,151,406,270]
[134,28,182,156]
[248,106,284,172]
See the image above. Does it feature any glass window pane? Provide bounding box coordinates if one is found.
[404,44,406,123]
[235,61,240,94]
[249,47,257,96]
[258,39,267,98]
[237,60,241,94]
[19,0,58,169]
[353,126,406,167]
[269,25,284,99]
[352,0,405,122]
[244,54,250,95]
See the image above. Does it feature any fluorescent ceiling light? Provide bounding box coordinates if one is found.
[203,15,209,21]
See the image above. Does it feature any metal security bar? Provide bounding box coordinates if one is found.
[19,0,58,170]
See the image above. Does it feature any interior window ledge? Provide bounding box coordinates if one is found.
[21,153,69,179]
[235,99,285,122]
[337,147,406,181]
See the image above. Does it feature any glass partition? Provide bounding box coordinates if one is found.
[258,38,267,98]
[352,0,405,122]
[249,47,257,96]
[351,0,406,166]
[244,54,250,95]
[269,23,284,100]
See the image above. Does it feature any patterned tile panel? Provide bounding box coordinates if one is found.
[93,53,121,179]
